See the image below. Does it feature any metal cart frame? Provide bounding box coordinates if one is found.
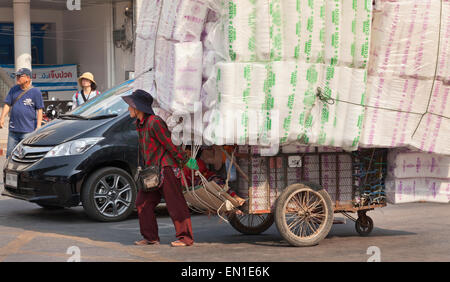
[225,147,388,246]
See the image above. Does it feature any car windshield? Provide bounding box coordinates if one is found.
[68,80,134,118]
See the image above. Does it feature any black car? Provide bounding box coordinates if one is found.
[2,80,140,222]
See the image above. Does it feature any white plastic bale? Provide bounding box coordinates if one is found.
[437,0,450,80]
[386,178,450,204]
[202,49,222,79]
[411,82,450,155]
[133,0,163,93]
[353,0,372,68]
[255,0,271,61]
[387,149,450,179]
[206,61,367,148]
[225,0,257,61]
[279,63,308,144]
[285,63,315,144]
[158,0,209,42]
[310,65,366,150]
[323,0,341,66]
[280,0,299,60]
[155,40,203,113]
[298,0,325,64]
[271,61,297,144]
[340,68,366,149]
[360,75,433,148]
[281,0,324,62]
[339,0,356,67]
[367,0,440,78]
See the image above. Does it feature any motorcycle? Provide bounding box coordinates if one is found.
[41,101,73,126]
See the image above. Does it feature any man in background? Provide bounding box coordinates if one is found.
[0,68,44,157]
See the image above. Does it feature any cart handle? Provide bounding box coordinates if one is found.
[219,147,250,183]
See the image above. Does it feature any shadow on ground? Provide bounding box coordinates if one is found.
[0,197,416,249]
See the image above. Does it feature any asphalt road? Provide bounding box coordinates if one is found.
[0,193,449,262]
[1,156,450,262]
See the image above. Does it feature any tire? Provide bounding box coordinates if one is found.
[227,213,274,235]
[355,216,374,236]
[81,167,137,222]
[275,182,334,247]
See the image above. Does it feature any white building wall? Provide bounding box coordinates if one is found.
[62,1,135,92]
[1,2,136,93]
[62,4,112,92]
[0,7,64,65]
[113,1,135,85]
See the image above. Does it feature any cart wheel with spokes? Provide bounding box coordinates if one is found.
[227,213,274,235]
[275,182,334,247]
[355,215,374,236]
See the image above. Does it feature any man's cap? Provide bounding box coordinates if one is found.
[14,68,32,77]
[121,89,155,115]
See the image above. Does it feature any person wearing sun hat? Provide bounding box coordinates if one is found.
[71,72,101,110]
[122,89,198,247]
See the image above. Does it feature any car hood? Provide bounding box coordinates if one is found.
[23,118,116,146]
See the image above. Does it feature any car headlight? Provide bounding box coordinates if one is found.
[44,137,104,158]
[12,140,24,157]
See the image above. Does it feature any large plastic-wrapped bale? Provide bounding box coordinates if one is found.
[268,0,283,61]
[353,0,373,68]
[306,65,366,150]
[155,40,203,113]
[202,49,224,80]
[411,82,450,155]
[323,0,341,66]
[221,0,372,66]
[285,63,322,145]
[158,0,209,42]
[367,0,441,78]
[281,0,325,64]
[360,0,450,155]
[133,0,163,93]
[386,149,450,204]
[388,149,450,179]
[204,60,368,150]
[386,178,450,204]
[205,62,267,145]
[361,77,449,155]
[224,0,271,62]
[360,76,434,148]
[437,1,450,81]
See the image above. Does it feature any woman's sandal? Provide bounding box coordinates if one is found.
[170,240,189,247]
[134,239,160,246]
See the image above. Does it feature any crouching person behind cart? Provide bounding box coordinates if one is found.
[122,90,198,247]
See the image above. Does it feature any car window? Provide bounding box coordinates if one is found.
[70,80,134,118]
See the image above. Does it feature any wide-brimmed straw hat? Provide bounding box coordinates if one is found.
[121,89,155,115]
[78,72,97,88]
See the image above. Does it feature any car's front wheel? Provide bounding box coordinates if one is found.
[81,167,137,222]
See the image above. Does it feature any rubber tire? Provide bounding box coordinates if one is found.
[81,167,137,222]
[275,182,334,247]
[227,213,275,235]
[355,216,374,236]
